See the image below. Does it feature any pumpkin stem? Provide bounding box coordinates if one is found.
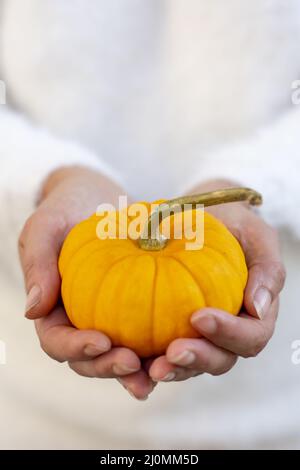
[138,187,262,251]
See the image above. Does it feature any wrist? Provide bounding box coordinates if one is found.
[40,166,95,200]
[38,165,125,206]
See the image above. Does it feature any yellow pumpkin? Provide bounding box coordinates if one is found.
[59,188,262,357]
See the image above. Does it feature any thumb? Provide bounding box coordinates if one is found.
[243,224,286,320]
[18,209,68,319]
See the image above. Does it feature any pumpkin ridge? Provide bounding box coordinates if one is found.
[173,249,235,312]
[203,226,247,284]
[59,219,99,274]
[66,244,105,324]
[168,256,206,314]
[168,223,247,287]
[64,239,135,312]
[167,227,240,257]
[202,244,244,300]
[60,234,136,276]
[201,245,245,312]
[60,235,103,278]
[67,241,134,324]
[92,254,138,335]
[68,244,113,325]
[149,255,157,356]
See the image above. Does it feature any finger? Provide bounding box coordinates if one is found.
[239,221,286,319]
[166,338,237,374]
[149,338,237,381]
[35,307,112,362]
[142,358,155,374]
[191,301,279,358]
[19,209,68,319]
[68,347,141,378]
[117,370,157,401]
[148,355,202,382]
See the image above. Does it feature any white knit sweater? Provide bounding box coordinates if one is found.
[1,0,300,449]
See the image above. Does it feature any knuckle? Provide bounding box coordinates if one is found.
[221,327,239,345]
[68,361,82,374]
[40,209,69,239]
[39,336,65,363]
[244,344,259,358]
[190,370,203,378]
[196,350,211,371]
[20,212,39,236]
[22,259,35,282]
[68,361,77,372]
[22,214,35,234]
[65,332,82,359]
[245,328,269,358]
[18,214,39,271]
[94,360,107,377]
[270,262,286,289]
[211,355,238,376]
[18,216,34,251]
[19,210,68,252]
[54,213,69,238]
[39,337,50,357]
[248,343,263,358]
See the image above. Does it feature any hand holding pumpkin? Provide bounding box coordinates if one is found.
[147,181,286,384]
[57,177,285,393]
[19,169,286,401]
[19,166,156,400]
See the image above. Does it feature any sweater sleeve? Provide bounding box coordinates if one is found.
[0,106,123,278]
[181,106,300,239]
[0,1,123,278]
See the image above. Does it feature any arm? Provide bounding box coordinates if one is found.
[18,166,155,400]
[0,108,155,399]
[181,104,300,238]
[148,179,286,383]
[0,5,154,400]
[154,106,298,382]
[148,104,297,382]
[0,107,126,292]
[0,106,122,264]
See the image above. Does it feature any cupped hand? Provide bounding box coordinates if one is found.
[20,173,286,396]
[19,166,155,400]
[148,180,286,383]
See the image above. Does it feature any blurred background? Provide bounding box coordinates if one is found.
[1,0,300,449]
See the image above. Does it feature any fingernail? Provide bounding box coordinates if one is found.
[113,364,139,375]
[192,313,217,335]
[25,285,41,315]
[128,390,148,401]
[84,341,110,357]
[117,379,148,401]
[159,371,176,382]
[254,287,272,319]
[170,350,196,366]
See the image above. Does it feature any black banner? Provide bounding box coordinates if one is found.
[0,450,298,467]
